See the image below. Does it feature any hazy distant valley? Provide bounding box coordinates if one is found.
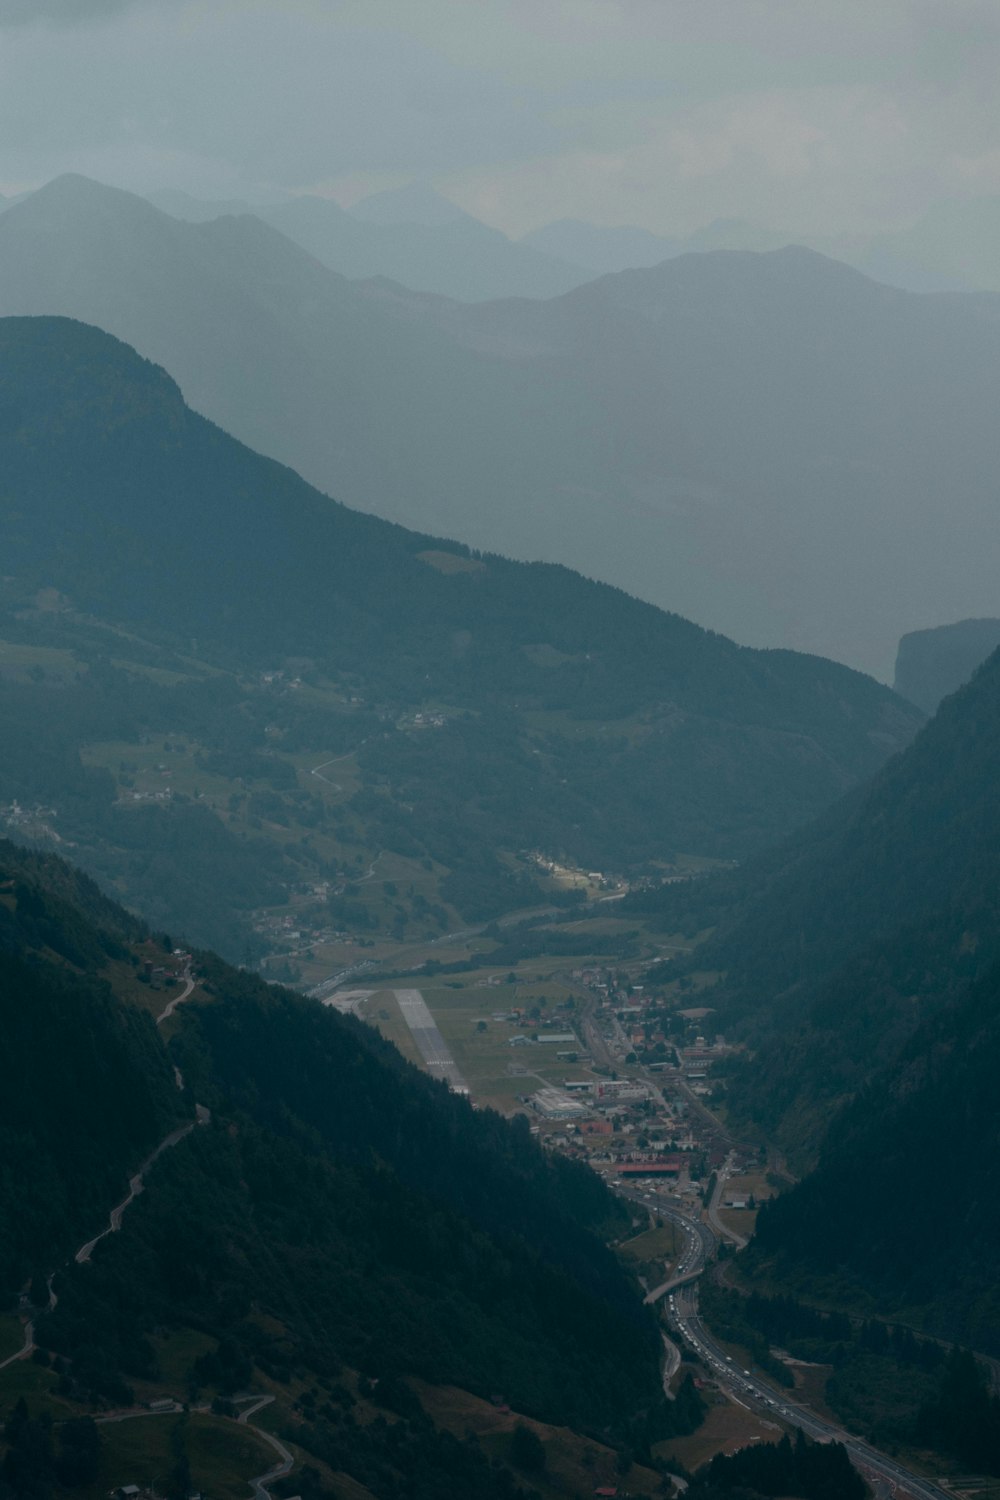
[4,26,1000,1494]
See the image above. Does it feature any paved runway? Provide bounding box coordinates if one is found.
[394,989,468,1093]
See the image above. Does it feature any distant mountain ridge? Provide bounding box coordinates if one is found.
[256,191,585,301]
[147,177,588,301]
[350,181,468,225]
[5,175,1000,675]
[522,197,1000,296]
[520,215,797,273]
[893,617,1000,712]
[521,217,684,272]
[27,175,1000,298]
[403,242,1000,675]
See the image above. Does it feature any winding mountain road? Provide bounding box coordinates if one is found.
[74,1119,198,1264]
[77,969,204,1264]
[0,1318,35,1371]
[156,969,196,1025]
[237,1396,296,1500]
[1,963,297,1499]
[310,742,369,794]
[2,970,202,1355]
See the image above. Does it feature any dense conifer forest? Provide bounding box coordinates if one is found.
[629,646,1000,1351]
[0,841,697,1499]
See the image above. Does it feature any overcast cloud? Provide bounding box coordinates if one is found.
[0,0,146,21]
[1,0,999,237]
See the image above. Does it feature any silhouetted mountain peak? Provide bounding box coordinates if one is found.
[8,172,169,228]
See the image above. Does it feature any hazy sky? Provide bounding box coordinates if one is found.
[2,0,999,237]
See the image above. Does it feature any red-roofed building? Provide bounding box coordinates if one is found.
[618,1156,683,1176]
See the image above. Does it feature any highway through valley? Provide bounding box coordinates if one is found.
[618,1184,953,1500]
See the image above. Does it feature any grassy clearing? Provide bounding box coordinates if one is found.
[109,658,195,686]
[106,953,192,1022]
[616,1224,681,1266]
[81,1413,274,1500]
[542,914,638,939]
[295,749,362,803]
[81,737,234,807]
[521,705,650,747]
[422,983,594,1106]
[0,1358,70,1421]
[717,1207,757,1237]
[718,1170,774,1237]
[411,1379,662,1500]
[655,1390,783,1471]
[0,640,81,681]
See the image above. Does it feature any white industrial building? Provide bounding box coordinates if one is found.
[531,1087,589,1120]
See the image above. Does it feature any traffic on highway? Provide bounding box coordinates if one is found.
[615,1181,953,1500]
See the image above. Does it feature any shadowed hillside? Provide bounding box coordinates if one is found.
[0,314,919,954]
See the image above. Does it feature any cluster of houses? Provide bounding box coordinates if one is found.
[0,799,65,843]
[514,969,741,1191]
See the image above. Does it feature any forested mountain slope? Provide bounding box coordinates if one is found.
[0,315,918,955]
[0,846,183,1295]
[751,959,1000,1350]
[0,840,681,1495]
[685,646,1000,1138]
[4,176,1000,673]
[638,649,1000,1346]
